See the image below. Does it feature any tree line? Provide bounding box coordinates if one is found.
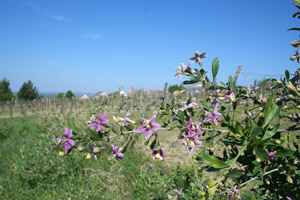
[0,78,74,101]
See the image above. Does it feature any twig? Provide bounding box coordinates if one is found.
[240,168,279,187]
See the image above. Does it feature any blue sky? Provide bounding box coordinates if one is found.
[0,0,299,94]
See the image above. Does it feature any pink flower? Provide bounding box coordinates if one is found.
[152,148,165,161]
[203,107,222,125]
[57,127,75,153]
[88,112,109,132]
[224,90,235,102]
[181,132,202,153]
[183,118,202,136]
[175,62,193,81]
[227,186,241,200]
[172,98,197,119]
[111,144,124,159]
[266,149,277,160]
[136,115,160,139]
[189,51,206,67]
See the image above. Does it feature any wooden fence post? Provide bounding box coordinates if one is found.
[234,65,243,83]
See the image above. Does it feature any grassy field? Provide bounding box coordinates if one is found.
[0,115,202,200]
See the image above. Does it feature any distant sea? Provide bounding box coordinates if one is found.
[39,92,95,97]
[12,91,95,98]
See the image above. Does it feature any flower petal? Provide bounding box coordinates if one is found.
[116,152,124,159]
[203,117,212,124]
[64,142,69,153]
[100,118,109,125]
[68,139,75,147]
[150,115,157,123]
[212,118,218,125]
[100,112,107,120]
[88,122,97,128]
[136,126,146,133]
[194,140,202,146]
[144,129,153,139]
[151,122,160,131]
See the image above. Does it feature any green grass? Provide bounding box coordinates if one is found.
[0,116,199,199]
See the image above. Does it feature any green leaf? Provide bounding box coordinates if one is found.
[198,154,228,169]
[253,179,264,186]
[172,120,181,127]
[255,147,269,161]
[228,75,237,93]
[285,70,290,81]
[111,123,120,134]
[66,117,80,134]
[274,149,295,157]
[212,57,219,81]
[200,100,212,112]
[203,83,210,90]
[183,79,197,85]
[139,110,146,119]
[263,97,282,128]
[178,110,185,123]
[228,169,242,178]
[126,124,134,131]
[287,27,300,31]
[262,122,280,140]
[250,126,263,141]
[88,129,104,141]
[235,121,244,136]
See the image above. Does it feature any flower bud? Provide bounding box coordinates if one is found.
[167,195,173,200]
[286,176,293,184]
[290,55,298,61]
[217,97,225,100]
[93,147,101,153]
[287,83,300,96]
[288,94,294,99]
[256,158,261,163]
[59,151,65,156]
[77,146,85,152]
[266,180,270,185]
[277,80,282,85]
[297,105,300,109]
[291,40,300,47]
[275,140,281,145]
[247,111,252,117]
[190,183,196,187]
[173,90,186,97]
[86,153,92,159]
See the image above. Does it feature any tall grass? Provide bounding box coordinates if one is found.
[0,116,198,199]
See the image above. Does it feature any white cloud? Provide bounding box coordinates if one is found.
[82,32,101,40]
[22,0,67,22]
[53,14,66,21]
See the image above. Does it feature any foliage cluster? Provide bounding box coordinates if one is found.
[56,90,75,99]
[168,83,186,93]
[0,78,14,101]
[17,80,39,100]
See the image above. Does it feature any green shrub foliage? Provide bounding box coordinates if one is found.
[17,80,39,100]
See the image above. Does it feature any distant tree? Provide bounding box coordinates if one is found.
[56,92,65,99]
[17,80,39,100]
[0,78,14,101]
[168,84,185,93]
[65,90,75,99]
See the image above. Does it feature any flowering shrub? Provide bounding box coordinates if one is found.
[56,2,300,199]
